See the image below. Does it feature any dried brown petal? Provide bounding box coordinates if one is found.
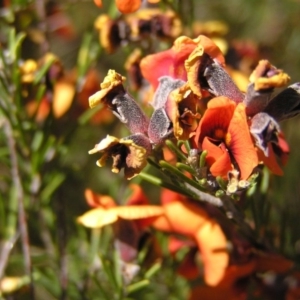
[249,60,290,91]
[94,14,127,53]
[185,35,226,97]
[89,70,126,108]
[89,134,151,179]
[124,48,143,91]
[125,9,182,40]
[166,83,201,140]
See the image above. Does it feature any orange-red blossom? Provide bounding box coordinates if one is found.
[194,96,258,180]
[94,0,160,14]
[78,185,229,286]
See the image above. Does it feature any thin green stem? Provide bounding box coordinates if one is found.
[199,150,208,168]
[165,139,187,162]
[159,160,206,192]
[138,172,191,197]
[176,162,197,176]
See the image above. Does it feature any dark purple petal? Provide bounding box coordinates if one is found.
[250,112,280,156]
[263,83,300,121]
[244,83,273,116]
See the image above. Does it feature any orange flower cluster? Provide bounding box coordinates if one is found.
[84,17,300,300]
[88,34,298,184]
[78,186,299,299]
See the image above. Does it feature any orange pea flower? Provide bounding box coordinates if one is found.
[79,186,229,286]
[194,96,258,180]
[78,184,163,231]
[78,185,163,263]
[189,250,293,300]
[152,189,229,286]
[94,0,160,14]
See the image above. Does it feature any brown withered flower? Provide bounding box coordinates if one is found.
[125,9,182,41]
[89,70,126,109]
[89,70,149,135]
[89,134,152,180]
[124,48,143,91]
[249,60,290,91]
[165,83,201,140]
[245,60,291,116]
[94,14,129,53]
[184,35,225,97]
[150,10,182,39]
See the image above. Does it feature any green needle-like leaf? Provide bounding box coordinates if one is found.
[159,160,205,192]
[165,139,187,161]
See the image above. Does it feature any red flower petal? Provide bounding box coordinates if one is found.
[195,97,235,144]
[202,137,233,178]
[140,36,199,90]
[177,248,200,280]
[257,146,283,176]
[84,189,116,208]
[227,103,258,179]
[160,188,186,204]
[126,184,149,205]
[115,0,141,13]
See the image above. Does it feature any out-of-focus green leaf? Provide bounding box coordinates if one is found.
[127,279,149,294]
[78,105,102,125]
[40,173,66,204]
[33,56,56,85]
[31,130,44,152]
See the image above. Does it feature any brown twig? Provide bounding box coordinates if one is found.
[4,119,35,298]
[0,233,19,280]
